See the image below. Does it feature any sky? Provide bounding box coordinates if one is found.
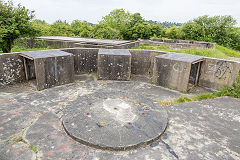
[12,0,240,26]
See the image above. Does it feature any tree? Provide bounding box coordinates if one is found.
[165,26,179,39]
[130,22,152,40]
[179,15,240,50]
[49,20,73,36]
[32,19,51,36]
[101,9,132,32]
[0,0,37,52]
[90,23,122,39]
[71,20,92,37]
[150,24,164,38]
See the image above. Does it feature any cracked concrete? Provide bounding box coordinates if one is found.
[0,75,239,160]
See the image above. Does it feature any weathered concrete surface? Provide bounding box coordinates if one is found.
[62,48,99,74]
[199,58,240,90]
[0,76,240,160]
[98,49,132,80]
[152,53,203,92]
[0,53,25,87]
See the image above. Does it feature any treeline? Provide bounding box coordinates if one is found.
[32,10,164,40]
[1,0,240,53]
[32,9,240,51]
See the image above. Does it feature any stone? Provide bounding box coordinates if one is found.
[97,49,131,81]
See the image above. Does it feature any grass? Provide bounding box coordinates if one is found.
[0,45,54,53]
[12,136,27,144]
[29,145,38,153]
[132,44,240,59]
[156,73,240,106]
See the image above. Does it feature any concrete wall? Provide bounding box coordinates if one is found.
[1,48,239,91]
[0,53,25,87]
[114,41,140,49]
[62,48,99,74]
[129,49,166,76]
[25,39,77,49]
[26,38,139,50]
[199,58,240,90]
[62,48,166,76]
[139,39,216,50]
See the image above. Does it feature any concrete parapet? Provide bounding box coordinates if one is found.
[1,47,239,91]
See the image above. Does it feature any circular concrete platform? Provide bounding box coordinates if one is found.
[62,90,168,151]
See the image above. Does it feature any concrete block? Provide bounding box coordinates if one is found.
[152,53,203,92]
[21,50,74,90]
[62,48,99,74]
[97,49,131,81]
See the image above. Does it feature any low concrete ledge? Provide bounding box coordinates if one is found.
[139,39,216,50]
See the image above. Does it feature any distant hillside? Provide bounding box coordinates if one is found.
[146,20,183,28]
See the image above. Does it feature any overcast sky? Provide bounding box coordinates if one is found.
[13,0,240,26]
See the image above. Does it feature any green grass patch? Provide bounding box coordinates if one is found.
[132,44,240,59]
[0,46,54,53]
[12,136,27,144]
[29,145,38,153]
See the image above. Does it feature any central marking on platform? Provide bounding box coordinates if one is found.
[103,98,136,124]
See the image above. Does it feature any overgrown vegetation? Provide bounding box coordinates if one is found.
[156,73,240,106]
[132,44,240,59]
[0,0,37,53]
[1,1,240,54]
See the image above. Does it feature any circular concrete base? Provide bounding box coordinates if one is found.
[62,90,168,151]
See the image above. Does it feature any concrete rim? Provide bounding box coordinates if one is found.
[61,91,169,151]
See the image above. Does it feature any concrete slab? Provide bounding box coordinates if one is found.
[0,77,239,160]
[156,52,203,63]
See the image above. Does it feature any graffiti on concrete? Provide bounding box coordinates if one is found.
[173,63,183,72]
[206,61,232,80]
[214,61,232,79]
